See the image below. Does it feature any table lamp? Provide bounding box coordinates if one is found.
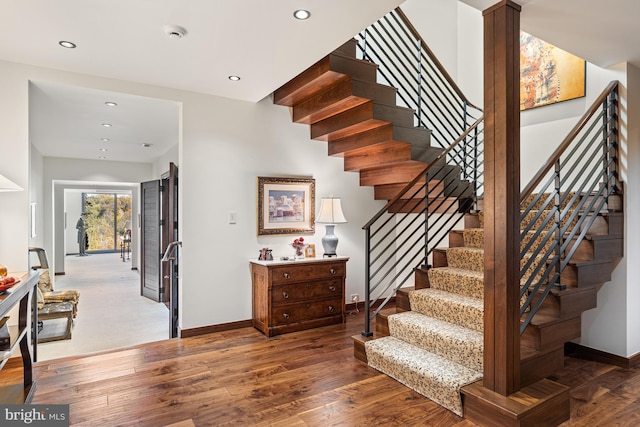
[316,196,347,257]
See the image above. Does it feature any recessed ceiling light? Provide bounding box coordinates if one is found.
[293,9,311,20]
[101,138,110,142]
[105,101,117,107]
[228,75,241,81]
[141,143,153,148]
[59,41,76,49]
[101,123,112,127]
[99,148,108,152]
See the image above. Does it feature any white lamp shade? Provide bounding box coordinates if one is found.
[316,197,347,224]
[0,174,22,192]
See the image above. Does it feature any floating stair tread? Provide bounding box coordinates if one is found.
[428,267,484,299]
[388,311,483,372]
[365,335,482,417]
[293,78,398,125]
[409,288,484,332]
[273,52,378,106]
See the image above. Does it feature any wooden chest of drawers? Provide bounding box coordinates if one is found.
[250,257,348,337]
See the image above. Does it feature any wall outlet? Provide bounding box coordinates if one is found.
[228,211,237,224]
[350,294,359,303]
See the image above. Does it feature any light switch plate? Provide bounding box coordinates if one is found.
[229,211,237,224]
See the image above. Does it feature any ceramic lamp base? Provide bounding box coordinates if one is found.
[321,224,339,257]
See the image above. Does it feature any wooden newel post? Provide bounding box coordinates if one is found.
[483,0,521,396]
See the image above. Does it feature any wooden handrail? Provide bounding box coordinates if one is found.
[362,115,484,230]
[395,7,483,112]
[520,80,619,202]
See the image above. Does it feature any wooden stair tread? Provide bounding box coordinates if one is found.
[273,51,379,106]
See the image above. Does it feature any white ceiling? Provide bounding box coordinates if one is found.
[460,0,640,69]
[5,0,402,163]
[5,0,640,164]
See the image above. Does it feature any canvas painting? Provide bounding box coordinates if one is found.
[520,31,586,110]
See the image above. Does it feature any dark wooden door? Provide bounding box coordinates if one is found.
[141,179,162,302]
[164,163,179,338]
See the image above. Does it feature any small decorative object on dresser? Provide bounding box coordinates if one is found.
[250,257,348,337]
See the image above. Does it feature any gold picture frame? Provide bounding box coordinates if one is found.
[257,176,315,236]
[305,244,316,258]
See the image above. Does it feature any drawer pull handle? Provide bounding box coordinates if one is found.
[283,273,291,279]
[328,305,335,313]
[328,285,336,292]
[282,291,289,299]
[329,268,336,275]
[306,303,310,309]
[283,313,289,319]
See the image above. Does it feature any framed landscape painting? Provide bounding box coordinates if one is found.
[257,176,315,236]
[520,31,586,110]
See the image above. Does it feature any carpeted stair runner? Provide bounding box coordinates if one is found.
[365,198,574,417]
[365,237,485,416]
[366,336,482,417]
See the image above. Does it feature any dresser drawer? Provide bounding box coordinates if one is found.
[270,262,345,284]
[271,297,343,326]
[272,279,341,305]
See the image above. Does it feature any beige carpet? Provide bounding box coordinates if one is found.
[37,253,169,361]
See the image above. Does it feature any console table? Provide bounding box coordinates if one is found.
[0,270,39,404]
[250,257,348,337]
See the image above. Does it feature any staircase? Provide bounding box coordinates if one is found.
[274,39,444,194]
[273,7,623,425]
[355,193,623,416]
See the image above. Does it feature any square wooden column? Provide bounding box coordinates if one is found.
[483,0,521,396]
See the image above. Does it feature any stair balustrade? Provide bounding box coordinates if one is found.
[359,8,484,337]
[519,81,621,333]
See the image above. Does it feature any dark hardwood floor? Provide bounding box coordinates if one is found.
[18,310,639,426]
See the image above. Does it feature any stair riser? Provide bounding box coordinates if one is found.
[530,288,597,319]
[561,260,611,287]
[428,269,483,299]
[567,237,624,262]
[446,248,484,272]
[410,292,483,333]
[328,124,393,155]
[388,314,483,372]
[293,78,400,125]
[522,317,581,352]
[359,162,427,186]
[292,79,369,124]
[373,180,443,200]
[343,141,411,171]
[520,347,565,387]
[386,198,460,214]
[310,101,379,140]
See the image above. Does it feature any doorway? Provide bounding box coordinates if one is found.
[82,192,132,253]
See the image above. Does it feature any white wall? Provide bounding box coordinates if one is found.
[179,93,383,329]
[403,0,459,78]
[624,63,640,355]
[153,144,179,179]
[1,58,384,333]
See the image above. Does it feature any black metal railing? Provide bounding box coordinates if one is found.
[519,81,620,333]
[357,8,484,337]
[362,118,484,336]
[355,8,483,151]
